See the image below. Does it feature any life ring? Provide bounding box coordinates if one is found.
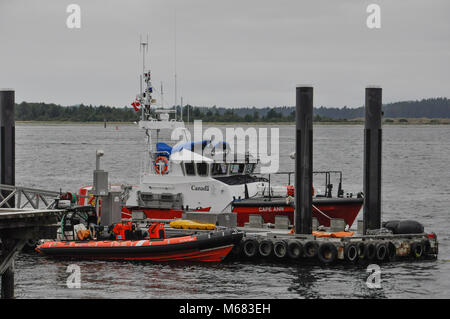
[88,195,96,207]
[154,156,169,175]
[285,186,314,197]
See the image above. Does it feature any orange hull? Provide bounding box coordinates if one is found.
[36,230,243,263]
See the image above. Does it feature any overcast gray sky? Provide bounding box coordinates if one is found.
[0,0,449,108]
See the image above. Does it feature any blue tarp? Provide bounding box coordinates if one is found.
[156,142,173,157]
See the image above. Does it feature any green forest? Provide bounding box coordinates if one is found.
[14,97,450,123]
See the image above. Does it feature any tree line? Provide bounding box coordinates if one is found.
[14,97,450,123]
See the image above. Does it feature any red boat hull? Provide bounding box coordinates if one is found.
[37,245,233,262]
[231,199,363,227]
[122,197,363,228]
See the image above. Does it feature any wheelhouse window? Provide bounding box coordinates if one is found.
[230,163,245,175]
[185,162,196,176]
[245,163,256,174]
[211,163,228,176]
[196,163,209,176]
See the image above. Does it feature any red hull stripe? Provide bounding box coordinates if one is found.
[38,245,233,262]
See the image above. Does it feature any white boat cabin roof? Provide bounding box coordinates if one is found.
[170,148,214,163]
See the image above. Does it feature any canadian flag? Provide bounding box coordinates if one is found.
[131,100,141,111]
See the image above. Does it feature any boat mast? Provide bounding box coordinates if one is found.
[161,82,164,108]
[174,10,178,121]
[140,34,153,121]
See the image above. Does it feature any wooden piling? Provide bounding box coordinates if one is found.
[0,89,15,298]
[363,87,382,234]
[0,89,15,207]
[1,241,16,299]
[295,86,313,234]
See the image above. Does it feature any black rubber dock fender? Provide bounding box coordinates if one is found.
[287,240,303,259]
[357,242,366,259]
[364,242,376,260]
[343,243,359,262]
[242,238,259,258]
[317,242,338,264]
[230,241,243,258]
[304,241,319,258]
[395,220,424,234]
[382,220,400,232]
[421,239,431,254]
[410,241,424,259]
[273,240,288,259]
[258,239,274,257]
[387,242,397,260]
[375,242,388,261]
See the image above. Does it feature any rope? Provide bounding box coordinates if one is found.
[312,204,331,220]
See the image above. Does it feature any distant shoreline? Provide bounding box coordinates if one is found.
[16,118,450,126]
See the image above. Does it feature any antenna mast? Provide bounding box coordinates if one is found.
[174,10,178,121]
[139,34,152,120]
[161,82,164,108]
[140,35,148,73]
[181,96,183,121]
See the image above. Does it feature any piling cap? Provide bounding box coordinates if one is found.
[366,85,381,89]
[296,84,314,88]
[0,88,15,91]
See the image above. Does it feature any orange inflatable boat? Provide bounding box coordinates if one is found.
[36,229,243,262]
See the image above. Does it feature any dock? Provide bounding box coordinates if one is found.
[231,225,438,263]
[0,89,63,299]
[163,214,438,264]
[0,84,440,298]
[0,208,63,299]
[167,85,439,264]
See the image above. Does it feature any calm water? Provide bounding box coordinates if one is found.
[12,123,450,298]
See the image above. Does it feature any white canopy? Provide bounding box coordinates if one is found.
[170,148,213,163]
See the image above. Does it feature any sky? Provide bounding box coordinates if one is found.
[0,0,449,109]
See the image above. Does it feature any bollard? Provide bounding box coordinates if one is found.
[294,86,313,234]
[363,86,383,234]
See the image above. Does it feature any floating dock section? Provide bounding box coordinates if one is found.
[179,86,439,264]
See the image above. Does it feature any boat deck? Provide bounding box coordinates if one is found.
[232,196,363,207]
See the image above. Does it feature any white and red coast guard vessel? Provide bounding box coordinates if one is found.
[78,41,363,228]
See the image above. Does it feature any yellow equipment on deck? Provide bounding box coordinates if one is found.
[169,220,216,230]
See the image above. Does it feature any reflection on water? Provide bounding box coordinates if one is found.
[13,124,450,298]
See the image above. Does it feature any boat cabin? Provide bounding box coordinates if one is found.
[152,142,258,178]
